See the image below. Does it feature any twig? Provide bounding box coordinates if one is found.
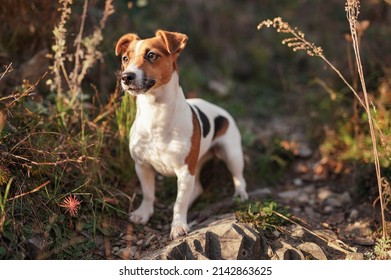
[0,63,13,80]
[0,73,46,111]
[273,211,355,254]
[7,181,50,201]
[2,152,95,166]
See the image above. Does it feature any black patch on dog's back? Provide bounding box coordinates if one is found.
[194,105,210,138]
[213,115,229,140]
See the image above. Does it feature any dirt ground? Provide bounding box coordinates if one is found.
[94,115,383,260]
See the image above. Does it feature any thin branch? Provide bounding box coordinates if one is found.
[7,181,51,201]
[0,63,13,80]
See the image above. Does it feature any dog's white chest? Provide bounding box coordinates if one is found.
[129,130,186,176]
[129,97,192,176]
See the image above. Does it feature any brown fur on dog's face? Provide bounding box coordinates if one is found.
[115,30,188,90]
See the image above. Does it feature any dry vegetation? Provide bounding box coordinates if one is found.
[0,0,390,259]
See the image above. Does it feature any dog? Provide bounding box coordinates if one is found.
[115,30,248,239]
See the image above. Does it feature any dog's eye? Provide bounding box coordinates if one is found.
[122,56,129,63]
[145,52,159,62]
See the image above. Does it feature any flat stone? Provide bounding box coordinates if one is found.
[297,242,327,260]
[345,252,364,260]
[272,241,305,260]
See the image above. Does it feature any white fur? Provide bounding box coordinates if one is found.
[126,64,248,240]
[121,40,144,92]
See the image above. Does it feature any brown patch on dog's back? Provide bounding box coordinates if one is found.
[185,107,201,175]
[213,116,229,140]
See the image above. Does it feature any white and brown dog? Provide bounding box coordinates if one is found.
[115,30,248,239]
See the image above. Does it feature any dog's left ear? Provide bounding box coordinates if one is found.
[156,30,188,55]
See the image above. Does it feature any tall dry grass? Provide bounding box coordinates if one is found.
[258,0,389,239]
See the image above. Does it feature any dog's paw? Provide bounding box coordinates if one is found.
[170,223,190,240]
[233,190,249,202]
[129,206,153,225]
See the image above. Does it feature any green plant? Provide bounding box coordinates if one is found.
[235,201,290,231]
[115,92,136,147]
[374,237,391,260]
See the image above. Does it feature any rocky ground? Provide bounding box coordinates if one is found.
[94,116,381,260]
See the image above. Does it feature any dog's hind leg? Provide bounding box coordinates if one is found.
[215,135,248,202]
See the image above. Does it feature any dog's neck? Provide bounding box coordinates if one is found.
[134,71,189,131]
[138,71,182,104]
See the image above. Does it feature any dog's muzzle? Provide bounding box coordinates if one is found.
[121,72,155,94]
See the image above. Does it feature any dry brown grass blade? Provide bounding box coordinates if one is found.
[0,63,13,80]
[345,0,387,239]
[273,211,355,255]
[7,180,50,201]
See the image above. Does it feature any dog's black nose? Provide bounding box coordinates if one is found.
[121,72,136,85]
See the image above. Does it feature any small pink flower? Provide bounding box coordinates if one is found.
[59,195,81,217]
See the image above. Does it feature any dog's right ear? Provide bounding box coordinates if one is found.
[115,33,140,56]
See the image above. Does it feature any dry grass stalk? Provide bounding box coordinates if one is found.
[0,63,13,80]
[7,180,50,201]
[273,211,355,255]
[49,0,115,105]
[345,0,386,239]
[258,1,388,238]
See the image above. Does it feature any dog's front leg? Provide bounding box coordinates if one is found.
[170,170,195,239]
[130,163,155,224]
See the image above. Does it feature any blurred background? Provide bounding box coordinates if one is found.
[0,0,390,259]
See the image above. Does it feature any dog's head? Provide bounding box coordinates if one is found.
[115,30,188,95]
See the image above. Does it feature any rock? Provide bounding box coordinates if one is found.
[291,226,306,238]
[278,189,309,204]
[345,252,364,260]
[115,246,138,259]
[136,239,144,246]
[304,206,320,221]
[144,214,269,260]
[318,189,352,210]
[340,192,352,204]
[278,190,300,200]
[297,242,327,260]
[293,178,303,187]
[27,234,50,259]
[272,241,305,260]
[112,246,119,253]
[323,205,334,213]
[348,209,359,222]
[297,144,313,158]
[318,188,333,201]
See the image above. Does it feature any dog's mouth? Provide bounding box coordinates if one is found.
[121,78,156,95]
